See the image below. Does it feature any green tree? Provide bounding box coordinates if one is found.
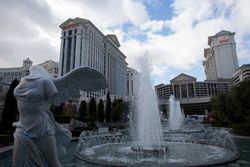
[51,103,64,115]
[232,80,250,122]
[50,103,55,113]
[105,91,111,122]
[79,100,88,119]
[98,99,104,122]
[211,80,250,124]
[89,97,97,121]
[0,79,19,131]
[111,98,123,122]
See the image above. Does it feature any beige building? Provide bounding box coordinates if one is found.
[0,58,32,84]
[39,60,59,78]
[203,30,239,80]
[229,64,250,88]
[126,67,139,97]
[59,17,127,97]
[155,73,228,114]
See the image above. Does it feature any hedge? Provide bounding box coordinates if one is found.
[54,115,71,123]
[0,134,13,146]
[211,121,229,127]
[233,124,250,136]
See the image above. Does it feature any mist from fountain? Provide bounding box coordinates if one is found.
[135,55,164,148]
[168,95,184,130]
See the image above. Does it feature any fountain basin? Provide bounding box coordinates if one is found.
[163,129,204,134]
[75,141,239,167]
[131,145,167,156]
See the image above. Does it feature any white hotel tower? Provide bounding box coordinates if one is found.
[203,30,239,80]
[59,18,127,97]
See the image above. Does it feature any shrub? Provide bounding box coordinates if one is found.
[76,116,95,123]
[211,121,229,127]
[54,115,71,123]
[0,134,13,146]
[233,124,250,136]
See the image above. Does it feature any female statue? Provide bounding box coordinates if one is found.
[12,65,106,167]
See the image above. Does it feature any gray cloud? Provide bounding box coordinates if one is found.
[0,0,57,30]
[0,0,60,67]
[0,38,59,66]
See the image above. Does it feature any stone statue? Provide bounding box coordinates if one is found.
[12,65,107,167]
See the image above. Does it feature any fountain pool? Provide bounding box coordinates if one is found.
[75,55,240,166]
[1,136,250,167]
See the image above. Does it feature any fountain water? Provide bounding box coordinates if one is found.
[75,55,240,166]
[132,55,165,154]
[168,95,184,130]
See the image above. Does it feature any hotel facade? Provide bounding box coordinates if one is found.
[126,67,139,97]
[155,74,228,115]
[229,64,250,88]
[0,58,32,84]
[156,30,241,115]
[59,17,127,97]
[203,30,239,80]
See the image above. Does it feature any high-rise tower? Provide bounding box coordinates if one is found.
[203,30,239,80]
[58,17,127,97]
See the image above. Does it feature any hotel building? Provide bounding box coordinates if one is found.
[126,67,139,97]
[229,64,250,88]
[155,30,241,115]
[59,17,127,97]
[203,30,239,80]
[155,73,228,115]
[0,58,32,84]
[39,60,59,78]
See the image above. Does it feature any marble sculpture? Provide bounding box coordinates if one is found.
[12,65,107,167]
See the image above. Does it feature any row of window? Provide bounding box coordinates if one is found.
[156,83,228,99]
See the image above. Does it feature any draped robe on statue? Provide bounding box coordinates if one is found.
[13,74,71,167]
[12,65,107,167]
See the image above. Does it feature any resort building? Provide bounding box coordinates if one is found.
[0,58,59,84]
[0,58,32,84]
[229,64,250,88]
[203,30,239,80]
[155,73,228,115]
[39,60,59,78]
[58,17,127,97]
[155,30,245,115]
[126,67,139,97]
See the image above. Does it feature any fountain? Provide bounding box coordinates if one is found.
[131,55,166,155]
[164,95,204,135]
[168,95,184,130]
[75,55,239,166]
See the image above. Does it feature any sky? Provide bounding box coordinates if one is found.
[1,0,250,85]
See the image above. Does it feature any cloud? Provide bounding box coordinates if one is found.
[0,0,59,67]
[119,0,250,83]
[46,0,149,29]
[1,0,250,85]
[0,0,151,67]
